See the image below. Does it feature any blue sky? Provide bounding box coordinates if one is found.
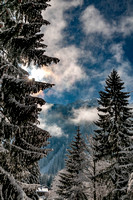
[29,0,133,104]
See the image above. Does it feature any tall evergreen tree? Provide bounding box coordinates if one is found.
[93,69,133,199]
[0,0,59,199]
[56,127,88,200]
[86,135,113,200]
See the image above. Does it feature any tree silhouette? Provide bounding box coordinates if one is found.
[93,69,133,199]
[0,0,59,199]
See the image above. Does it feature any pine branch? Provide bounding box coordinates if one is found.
[0,166,31,200]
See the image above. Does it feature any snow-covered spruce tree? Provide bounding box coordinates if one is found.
[48,169,66,200]
[0,0,59,199]
[56,127,88,200]
[86,135,113,200]
[86,136,97,200]
[93,69,133,200]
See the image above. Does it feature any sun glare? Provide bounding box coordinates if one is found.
[23,64,53,82]
[29,68,45,81]
[28,75,33,80]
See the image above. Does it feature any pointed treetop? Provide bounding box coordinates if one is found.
[77,125,80,134]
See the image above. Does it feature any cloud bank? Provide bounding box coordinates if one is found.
[81,5,133,37]
[32,0,86,95]
[28,1,133,102]
[70,107,98,124]
[80,4,133,95]
[81,5,113,37]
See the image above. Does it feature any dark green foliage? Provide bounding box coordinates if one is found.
[93,69,133,199]
[0,0,59,199]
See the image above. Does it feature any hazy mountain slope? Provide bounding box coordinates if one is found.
[39,99,98,176]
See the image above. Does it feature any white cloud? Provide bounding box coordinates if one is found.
[120,16,133,36]
[81,5,133,37]
[117,65,133,91]
[27,1,133,100]
[110,43,124,63]
[39,119,63,137]
[29,46,87,94]
[42,0,83,54]
[40,103,53,113]
[36,0,87,94]
[43,46,87,93]
[42,0,83,49]
[81,5,114,37]
[79,5,133,92]
[109,43,133,90]
[38,103,64,137]
[70,107,98,124]
[97,43,133,92]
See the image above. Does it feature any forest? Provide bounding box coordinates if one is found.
[0,0,133,200]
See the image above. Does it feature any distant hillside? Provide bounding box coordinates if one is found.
[39,98,98,177]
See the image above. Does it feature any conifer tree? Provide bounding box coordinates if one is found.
[86,135,113,200]
[56,127,88,200]
[0,0,59,199]
[93,69,133,199]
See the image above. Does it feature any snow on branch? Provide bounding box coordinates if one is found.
[5,141,46,163]
[0,166,31,200]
